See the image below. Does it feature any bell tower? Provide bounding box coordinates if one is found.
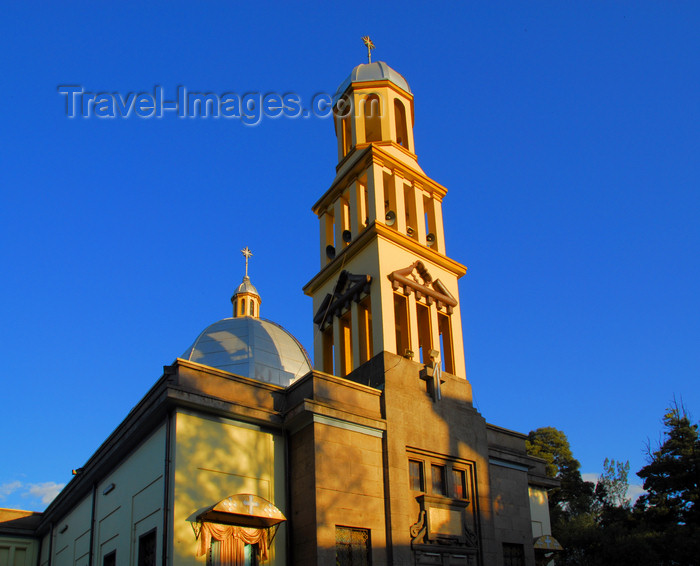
[303,58,468,382]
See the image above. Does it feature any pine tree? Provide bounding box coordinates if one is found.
[636,402,700,527]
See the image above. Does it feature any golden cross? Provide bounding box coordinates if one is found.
[241,246,253,277]
[362,36,375,63]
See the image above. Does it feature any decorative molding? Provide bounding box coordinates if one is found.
[410,494,477,556]
[388,261,457,313]
[409,509,427,542]
[313,270,372,330]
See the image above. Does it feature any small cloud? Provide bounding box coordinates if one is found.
[0,480,65,508]
[627,483,645,504]
[0,481,24,501]
[581,473,598,484]
[26,482,65,505]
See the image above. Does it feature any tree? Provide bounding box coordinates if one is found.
[526,427,595,523]
[595,458,631,511]
[636,401,700,527]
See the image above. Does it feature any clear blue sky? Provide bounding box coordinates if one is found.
[1,1,699,511]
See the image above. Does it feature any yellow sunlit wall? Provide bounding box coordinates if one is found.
[171,410,285,566]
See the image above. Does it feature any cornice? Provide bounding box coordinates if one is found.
[303,221,466,296]
[313,145,448,215]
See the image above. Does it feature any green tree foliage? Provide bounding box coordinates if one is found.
[595,458,631,512]
[528,403,700,565]
[636,401,700,527]
[526,427,594,525]
[632,401,700,564]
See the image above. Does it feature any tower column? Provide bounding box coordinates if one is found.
[314,325,325,371]
[334,198,345,253]
[429,304,441,367]
[407,292,420,360]
[431,198,446,253]
[333,316,342,377]
[366,160,385,225]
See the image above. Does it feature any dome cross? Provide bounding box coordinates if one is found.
[362,36,375,63]
[241,246,253,277]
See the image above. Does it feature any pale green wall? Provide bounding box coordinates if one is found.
[171,410,286,566]
[41,424,166,566]
[0,536,38,566]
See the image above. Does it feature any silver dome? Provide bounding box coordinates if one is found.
[182,317,312,386]
[234,275,259,296]
[335,61,412,100]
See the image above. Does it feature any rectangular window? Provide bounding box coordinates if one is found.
[322,325,334,375]
[393,293,410,356]
[452,469,467,500]
[138,529,157,566]
[340,312,353,377]
[103,551,116,566]
[438,312,454,374]
[336,526,371,566]
[409,459,425,492]
[404,185,417,238]
[503,543,525,566]
[431,464,446,496]
[358,297,373,364]
[416,302,432,364]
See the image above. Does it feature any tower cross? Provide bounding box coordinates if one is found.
[362,36,375,63]
[241,246,253,277]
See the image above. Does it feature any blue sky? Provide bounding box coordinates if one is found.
[1,1,699,511]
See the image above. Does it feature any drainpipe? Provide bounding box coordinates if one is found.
[162,411,172,566]
[88,484,97,566]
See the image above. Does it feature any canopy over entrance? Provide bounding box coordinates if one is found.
[196,494,286,529]
[533,534,563,551]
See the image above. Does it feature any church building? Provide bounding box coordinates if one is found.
[0,56,560,566]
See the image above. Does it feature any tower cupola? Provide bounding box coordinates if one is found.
[231,246,261,318]
[333,58,416,167]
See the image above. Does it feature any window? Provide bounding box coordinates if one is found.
[409,459,424,492]
[249,300,254,316]
[342,115,352,156]
[358,297,373,364]
[403,184,417,238]
[394,99,408,149]
[138,529,157,566]
[336,526,371,566]
[233,300,237,317]
[438,312,454,374]
[503,543,525,566]
[393,293,410,356]
[452,469,467,500]
[431,464,446,496]
[322,325,334,374]
[103,551,116,566]
[416,302,432,363]
[363,94,381,143]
